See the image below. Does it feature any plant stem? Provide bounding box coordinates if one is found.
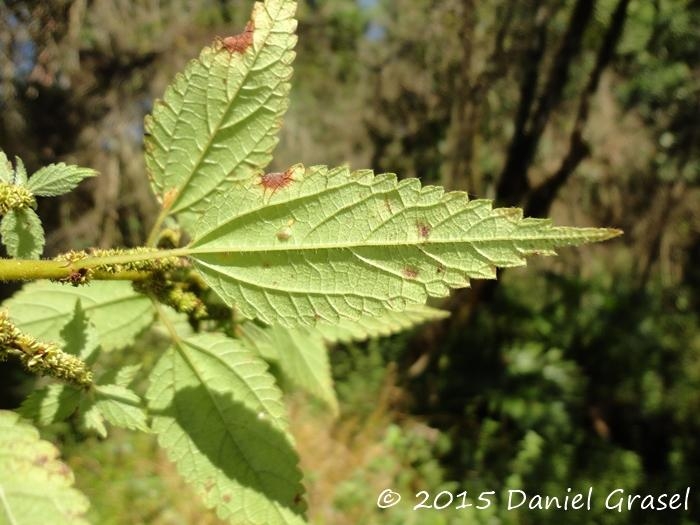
[146,207,171,247]
[0,247,190,282]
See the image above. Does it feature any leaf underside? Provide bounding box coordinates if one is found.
[3,281,154,351]
[0,411,90,525]
[146,333,306,525]
[240,323,338,415]
[145,0,298,230]
[1,208,45,259]
[316,303,450,344]
[188,164,621,327]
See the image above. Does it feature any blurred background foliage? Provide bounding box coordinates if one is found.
[0,0,699,523]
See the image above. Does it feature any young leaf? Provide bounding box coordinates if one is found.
[26,163,97,197]
[0,411,90,525]
[3,281,155,351]
[1,208,45,259]
[18,384,82,425]
[146,333,306,525]
[315,303,450,344]
[187,164,621,327]
[240,323,338,415]
[0,151,12,183]
[12,156,28,185]
[80,399,107,438]
[115,364,142,387]
[145,0,297,229]
[93,384,149,433]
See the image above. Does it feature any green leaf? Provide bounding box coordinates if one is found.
[13,156,28,185]
[240,324,338,415]
[113,364,142,388]
[1,208,45,259]
[146,333,306,524]
[18,384,81,425]
[26,163,97,197]
[0,410,90,525]
[145,0,297,229]
[316,303,450,344]
[93,384,149,433]
[60,300,100,362]
[0,151,12,183]
[80,399,107,438]
[188,165,621,326]
[3,281,155,351]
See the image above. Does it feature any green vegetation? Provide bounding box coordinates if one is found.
[0,0,697,524]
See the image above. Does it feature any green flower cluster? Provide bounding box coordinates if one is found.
[0,182,36,215]
[0,310,92,388]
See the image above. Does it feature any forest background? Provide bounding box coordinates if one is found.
[0,0,698,524]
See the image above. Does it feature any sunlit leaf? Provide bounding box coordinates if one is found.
[0,411,90,525]
[240,323,338,415]
[188,164,620,326]
[93,384,149,433]
[316,303,450,343]
[18,384,81,426]
[3,281,154,351]
[1,208,45,259]
[26,163,97,197]
[145,0,297,229]
[146,333,306,524]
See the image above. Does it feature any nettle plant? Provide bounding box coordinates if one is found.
[0,1,621,524]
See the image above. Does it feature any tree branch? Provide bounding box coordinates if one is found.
[526,0,631,218]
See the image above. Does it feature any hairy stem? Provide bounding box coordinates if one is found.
[0,247,189,281]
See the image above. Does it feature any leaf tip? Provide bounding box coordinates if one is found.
[219,20,255,54]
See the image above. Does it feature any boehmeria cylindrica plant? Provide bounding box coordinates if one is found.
[0,1,621,523]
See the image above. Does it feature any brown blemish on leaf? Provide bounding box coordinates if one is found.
[436,264,445,275]
[222,493,232,503]
[262,261,271,269]
[417,221,431,239]
[221,20,255,54]
[383,195,393,213]
[162,188,178,209]
[276,227,292,241]
[403,266,419,279]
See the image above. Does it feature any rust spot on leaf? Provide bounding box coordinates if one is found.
[222,493,232,503]
[403,266,419,279]
[417,221,431,239]
[221,20,255,54]
[436,264,445,275]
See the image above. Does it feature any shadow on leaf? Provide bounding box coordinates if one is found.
[154,385,306,521]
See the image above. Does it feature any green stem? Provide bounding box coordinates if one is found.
[146,208,169,247]
[0,247,190,281]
